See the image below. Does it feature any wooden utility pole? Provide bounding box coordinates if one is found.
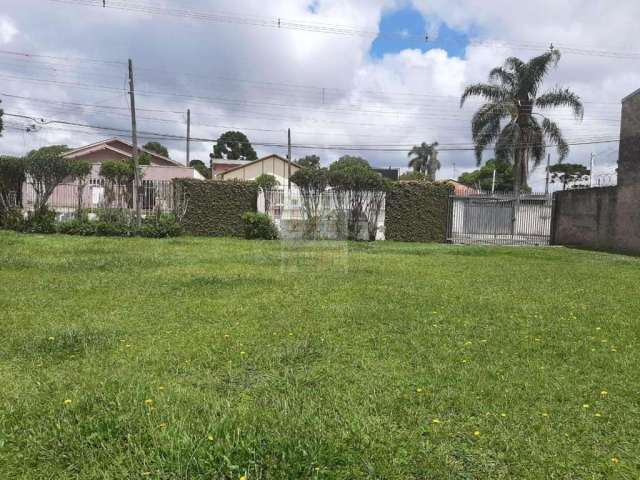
[128,58,141,224]
[544,153,551,194]
[186,109,191,166]
[287,128,292,190]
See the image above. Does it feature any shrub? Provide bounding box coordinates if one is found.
[18,208,57,234]
[174,179,258,237]
[0,207,23,230]
[57,219,98,236]
[139,214,182,238]
[242,212,278,240]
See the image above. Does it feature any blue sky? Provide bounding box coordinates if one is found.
[370,5,472,59]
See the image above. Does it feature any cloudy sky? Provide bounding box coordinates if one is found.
[1,0,638,189]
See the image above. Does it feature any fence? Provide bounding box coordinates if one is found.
[260,187,386,240]
[448,192,553,245]
[20,179,175,218]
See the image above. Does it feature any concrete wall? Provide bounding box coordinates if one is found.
[552,89,640,255]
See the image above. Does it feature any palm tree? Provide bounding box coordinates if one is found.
[460,49,583,193]
[408,142,440,181]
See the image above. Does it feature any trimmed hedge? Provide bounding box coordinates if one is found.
[385,181,453,243]
[175,179,258,237]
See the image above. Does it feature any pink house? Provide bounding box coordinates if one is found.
[23,138,203,213]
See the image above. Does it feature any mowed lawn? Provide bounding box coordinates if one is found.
[1,232,639,479]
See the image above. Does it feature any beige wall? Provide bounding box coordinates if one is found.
[223,157,299,185]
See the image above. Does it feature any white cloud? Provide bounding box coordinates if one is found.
[0,16,18,44]
[0,0,636,190]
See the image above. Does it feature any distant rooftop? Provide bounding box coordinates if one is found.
[621,87,640,103]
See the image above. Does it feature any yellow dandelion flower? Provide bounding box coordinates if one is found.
[594,413,602,417]
[582,404,590,409]
[473,431,481,437]
[48,337,55,341]
[612,457,620,464]
[542,412,549,417]
[240,476,247,480]
[288,332,293,336]
[416,388,423,393]
[601,390,608,396]
[63,399,72,405]
[240,351,246,355]
[596,327,601,331]
[144,399,153,405]
[500,413,507,417]
[207,435,214,441]
[158,386,165,391]
[432,419,441,424]
[464,341,472,346]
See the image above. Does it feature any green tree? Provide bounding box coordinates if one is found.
[549,163,590,190]
[99,160,134,209]
[328,156,389,241]
[408,142,440,181]
[142,142,169,158]
[0,98,4,136]
[212,131,257,161]
[67,160,92,216]
[0,156,26,216]
[297,154,321,170]
[291,166,329,239]
[189,159,211,179]
[458,159,515,192]
[25,145,71,214]
[460,49,584,193]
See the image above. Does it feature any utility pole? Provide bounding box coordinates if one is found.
[186,109,191,166]
[491,168,496,194]
[128,58,141,224]
[544,153,551,195]
[287,128,292,190]
[589,152,595,187]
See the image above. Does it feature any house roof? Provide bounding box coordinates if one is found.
[621,88,640,103]
[220,154,300,177]
[63,137,184,167]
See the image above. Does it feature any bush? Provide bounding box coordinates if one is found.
[18,208,57,234]
[139,214,182,238]
[57,219,99,236]
[55,213,182,238]
[0,207,23,230]
[242,212,278,240]
[174,179,259,237]
[385,181,452,243]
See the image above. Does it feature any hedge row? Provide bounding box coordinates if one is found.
[175,179,258,237]
[385,181,452,242]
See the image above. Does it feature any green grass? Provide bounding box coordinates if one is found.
[1,231,639,479]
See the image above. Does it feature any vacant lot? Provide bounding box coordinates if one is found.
[1,231,639,479]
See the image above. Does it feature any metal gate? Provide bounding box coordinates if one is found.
[448,192,553,245]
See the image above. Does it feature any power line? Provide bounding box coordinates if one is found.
[42,0,640,60]
[4,111,622,152]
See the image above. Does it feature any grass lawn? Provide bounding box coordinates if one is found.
[1,231,639,479]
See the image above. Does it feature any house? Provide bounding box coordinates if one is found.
[22,138,202,214]
[63,138,203,181]
[219,154,301,184]
[210,158,251,177]
[447,179,481,196]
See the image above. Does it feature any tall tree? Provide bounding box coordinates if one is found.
[142,142,169,158]
[297,154,321,170]
[458,158,515,192]
[460,49,583,193]
[549,163,591,190]
[408,142,440,181]
[189,159,211,179]
[212,131,257,161]
[25,145,71,214]
[0,98,4,136]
